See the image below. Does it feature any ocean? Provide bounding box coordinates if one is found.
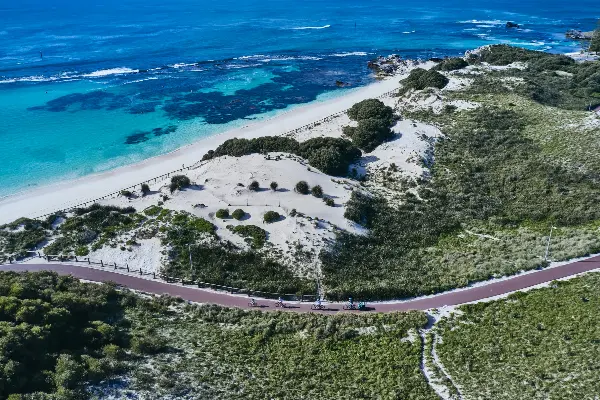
[0,0,598,197]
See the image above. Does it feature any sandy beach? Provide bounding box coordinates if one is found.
[0,72,409,225]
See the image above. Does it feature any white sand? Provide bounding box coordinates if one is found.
[0,68,422,225]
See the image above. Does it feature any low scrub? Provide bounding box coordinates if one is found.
[263,211,281,223]
[401,68,449,90]
[229,224,268,248]
[169,175,191,193]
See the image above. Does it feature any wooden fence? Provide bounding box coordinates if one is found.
[2,252,314,302]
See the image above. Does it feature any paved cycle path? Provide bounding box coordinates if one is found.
[2,257,600,312]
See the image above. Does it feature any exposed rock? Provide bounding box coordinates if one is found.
[566,29,594,40]
[505,21,520,29]
[368,55,418,77]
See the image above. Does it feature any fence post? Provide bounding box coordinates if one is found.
[87,258,90,265]
[153,272,156,279]
[126,264,129,272]
[139,268,142,275]
[75,256,78,262]
[100,260,104,267]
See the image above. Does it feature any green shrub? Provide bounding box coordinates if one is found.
[347,99,394,124]
[343,191,376,227]
[121,190,132,198]
[270,181,278,191]
[144,205,162,216]
[344,118,394,152]
[311,185,324,198]
[435,57,468,71]
[263,211,281,223]
[75,246,89,257]
[201,136,360,177]
[324,198,335,207]
[229,224,268,248]
[169,175,191,193]
[232,209,246,220]
[141,183,151,196]
[248,180,260,191]
[401,68,449,90]
[215,209,229,219]
[295,181,310,194]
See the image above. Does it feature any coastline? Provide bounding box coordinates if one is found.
[0,73,403,224]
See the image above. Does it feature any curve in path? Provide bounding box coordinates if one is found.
[2,257,600,312]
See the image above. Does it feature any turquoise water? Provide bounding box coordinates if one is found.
[0,0,598,196]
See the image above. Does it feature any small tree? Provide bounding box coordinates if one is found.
[295,181,310,195]
[263,211,281,223]
[141,183,150,196]
[311,185,323,198]
[216,208,229,219]
[169,175,191,193]
[232,209,245,220]
[270,181,279,191]
[248,180,260,191]
[324,198,335,207]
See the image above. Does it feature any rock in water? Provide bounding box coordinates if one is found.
[506,21,520,28]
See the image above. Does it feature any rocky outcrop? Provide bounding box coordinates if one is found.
[566,29,594,40]
[505,21,519,29]
[368,55,419,77]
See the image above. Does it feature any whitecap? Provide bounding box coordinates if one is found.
[81,67,139,78]
[291,24,331,30]
[458,19,503,25]
[330,52,369,57]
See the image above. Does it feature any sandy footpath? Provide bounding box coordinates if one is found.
[0,73,408,224]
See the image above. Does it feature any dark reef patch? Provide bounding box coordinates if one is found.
[125,125,177,145]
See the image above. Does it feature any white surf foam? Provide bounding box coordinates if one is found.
[81,67,139,78]
[291,24,331,30]
[330,52,369,57]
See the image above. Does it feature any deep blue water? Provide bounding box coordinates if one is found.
[0,0,598,196]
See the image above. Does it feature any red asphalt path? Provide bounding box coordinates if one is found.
[2,257,600,312]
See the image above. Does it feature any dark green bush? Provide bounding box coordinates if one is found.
[248,181,260,191]
[324,198,335,207]
[141,183,150,196]
[295,181,310,194]
[201,136,360,177]
[311,185,324,198]
[263,211,281,223]
[121,190,132,198]
[270,181,278,191]
[232,209,245,220]
[344,118,394,152]
[347,99,394,124]
[435,57,468,71]
[343,191,377,227]
[216,209,229,219]
[229,224,268,248]
[0,271,144,398]
[401,68,449,90]
[169,175,191,193]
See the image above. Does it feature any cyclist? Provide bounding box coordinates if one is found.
[348,296,354,307]
[314,298,322,307]
[277,296,284,307]
[249,298,257,307]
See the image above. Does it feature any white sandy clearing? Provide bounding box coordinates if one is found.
[94,153,367,276]
[0,61,429,225]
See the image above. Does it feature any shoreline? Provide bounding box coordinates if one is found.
[0,73,403,224]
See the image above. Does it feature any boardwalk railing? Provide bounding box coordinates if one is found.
[2,252,314,302]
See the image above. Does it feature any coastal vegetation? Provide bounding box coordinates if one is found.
[434,57,468,71]
[263,211,281,223]
[228,224,268,248]
[322,47,600,300]
[201,136,361,176]
[295,180,310,194]
[0,271,150,399]
[436,272,600,399]
[169,174,191,193]
[401,68,449,91]
[231,208,246,220]
[344,99,395,152]
[215,208,229,219]
[122,299,436,400]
